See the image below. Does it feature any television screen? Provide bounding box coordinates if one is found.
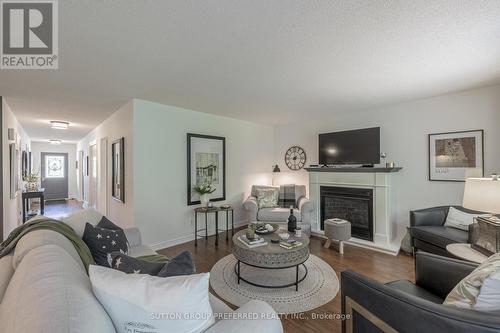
[319,127,380,165]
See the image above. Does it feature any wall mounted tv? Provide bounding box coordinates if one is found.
[319,127,380,165]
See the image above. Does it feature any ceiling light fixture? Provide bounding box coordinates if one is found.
[50,121,69,130]
[49,139,62,145]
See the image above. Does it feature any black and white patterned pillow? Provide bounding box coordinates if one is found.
[96,216,122,231]
[83,223,128,267]
[110,252,166,275]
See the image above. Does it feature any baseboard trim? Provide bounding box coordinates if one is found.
[312,232,400,256]
[150,219,248,251]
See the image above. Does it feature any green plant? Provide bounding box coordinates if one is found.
[193,182,216,195]
[23,171,39,183]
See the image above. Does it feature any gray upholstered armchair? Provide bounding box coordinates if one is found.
[243,185,314,236]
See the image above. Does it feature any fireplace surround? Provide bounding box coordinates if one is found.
[306,167,402,254]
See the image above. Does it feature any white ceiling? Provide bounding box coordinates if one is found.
[2,0,500,142]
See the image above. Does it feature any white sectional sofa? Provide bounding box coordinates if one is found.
[0,209,283,333]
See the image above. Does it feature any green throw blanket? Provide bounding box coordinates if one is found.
[0,218,95,272]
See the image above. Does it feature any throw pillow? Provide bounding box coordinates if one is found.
[256,188,279,209]
[110,252,166,275]
[83,223,128,267]
[89,265,214,333]
[158,251,196,278]
[444,207,490,231]
[444,252,500,311]
[96,216,122,231]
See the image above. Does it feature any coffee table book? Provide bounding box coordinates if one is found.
[279,240,303,250]
[238,236,268,248]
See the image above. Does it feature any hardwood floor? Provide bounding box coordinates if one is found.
[158,229,414,333]
[32,199,83,220]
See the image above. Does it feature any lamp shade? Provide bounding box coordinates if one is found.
[463,178,500,214]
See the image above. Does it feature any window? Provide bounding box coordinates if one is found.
[45,155,65,178]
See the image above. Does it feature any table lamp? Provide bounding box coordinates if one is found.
[271,164,280,186]
[463,177,500,255]
[463,177,500,216]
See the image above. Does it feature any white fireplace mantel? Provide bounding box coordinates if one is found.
[307,168,402,255]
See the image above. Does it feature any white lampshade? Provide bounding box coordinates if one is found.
[463,178,500,214]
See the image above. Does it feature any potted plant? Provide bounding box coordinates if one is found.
[23,171,39,192]
[194,182,216,207]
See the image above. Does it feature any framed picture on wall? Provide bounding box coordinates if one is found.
[9,143,18,199]
[428,129,484,182]
[112,137,125,203]
[187,133,226,205]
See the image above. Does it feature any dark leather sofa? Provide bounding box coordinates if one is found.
[409,205,485,257]
[341,252,500,333]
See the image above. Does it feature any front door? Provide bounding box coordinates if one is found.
[41,152,69,200]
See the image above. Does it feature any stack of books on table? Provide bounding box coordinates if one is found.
[238,235,268,248]
[280,239,303,250]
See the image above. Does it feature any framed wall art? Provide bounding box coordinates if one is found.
[428,130,484,182]
[112,137,125,203]
[187,133,226,205]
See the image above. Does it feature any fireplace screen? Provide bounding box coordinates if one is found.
[320,186,374,241]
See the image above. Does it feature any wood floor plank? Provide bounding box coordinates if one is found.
[158,229,414,333]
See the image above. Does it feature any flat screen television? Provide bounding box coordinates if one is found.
[319,127,380,165]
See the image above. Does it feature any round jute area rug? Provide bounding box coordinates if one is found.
[209,254,339,314]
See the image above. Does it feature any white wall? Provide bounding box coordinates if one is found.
[31,142,78,199]
[273,84,500,241]
[133,99,273,248]
[2,100,31,237]
[77,101,134,228]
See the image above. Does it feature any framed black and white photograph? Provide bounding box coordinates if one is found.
[187,133,226,205]
[9,143,18,199]
[112,137,125,202]
[429,130,484,182]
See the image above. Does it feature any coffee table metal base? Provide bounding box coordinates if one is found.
[235,260,308,292]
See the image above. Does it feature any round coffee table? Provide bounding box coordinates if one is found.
[232,229,310,291]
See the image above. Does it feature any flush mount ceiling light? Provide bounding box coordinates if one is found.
[50,121,69,130]
[49,139,62,145]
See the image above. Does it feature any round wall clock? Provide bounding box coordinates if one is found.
[285,146,307,170]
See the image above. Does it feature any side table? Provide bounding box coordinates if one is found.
[194,206,234,246]
[22,188,45,223]
[446,243,488,264]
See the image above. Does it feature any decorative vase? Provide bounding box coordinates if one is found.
[246,226,256,240]
[25,182,38,192]
[200,194,210,207]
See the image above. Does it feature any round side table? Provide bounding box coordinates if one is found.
[446,243,488,264]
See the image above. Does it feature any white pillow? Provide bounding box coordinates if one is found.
[89,265,214,333]
[443,206,489,231]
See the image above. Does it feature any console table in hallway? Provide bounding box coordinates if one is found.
[21,188,45,223]
[193,206,234,246]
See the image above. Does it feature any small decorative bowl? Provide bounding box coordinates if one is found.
[278,233,290,240]
[270,235,280,244]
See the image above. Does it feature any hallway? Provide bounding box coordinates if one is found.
[32,199,83,221]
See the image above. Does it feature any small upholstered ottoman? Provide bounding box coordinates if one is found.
[324,219,351,254]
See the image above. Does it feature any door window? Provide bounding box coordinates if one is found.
[45,155,65,178]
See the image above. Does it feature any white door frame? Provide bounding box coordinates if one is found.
[78,150,84,201]
[99,137,109,216]
[88,143,97,208]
